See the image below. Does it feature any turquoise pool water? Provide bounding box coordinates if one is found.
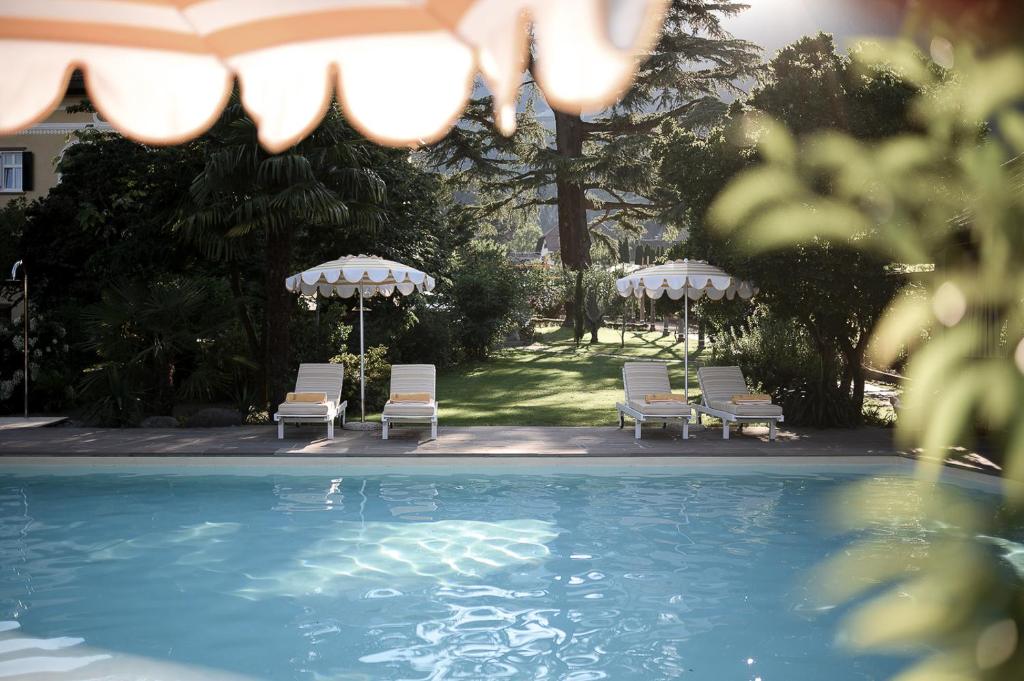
[0,462,1007,680]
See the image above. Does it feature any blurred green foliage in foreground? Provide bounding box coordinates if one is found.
[711,37,1024,681]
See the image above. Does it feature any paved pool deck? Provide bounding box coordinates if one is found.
[0,423,903,458]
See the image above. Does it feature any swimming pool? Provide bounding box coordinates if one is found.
[0,458,1011,680]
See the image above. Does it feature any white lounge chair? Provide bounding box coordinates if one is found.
[273,363,347,440]
[616,362,691,440]
[382,364,438,440]
[695,366,784,440]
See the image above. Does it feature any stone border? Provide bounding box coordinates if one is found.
[0,454,1008,494]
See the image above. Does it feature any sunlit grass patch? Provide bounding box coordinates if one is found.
[429,326,700,427]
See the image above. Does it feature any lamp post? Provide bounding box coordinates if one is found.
[8,261,27,419]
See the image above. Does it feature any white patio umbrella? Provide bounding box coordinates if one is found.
[0,0,669,151]
[286,255,435,425]
[615,259,757,403]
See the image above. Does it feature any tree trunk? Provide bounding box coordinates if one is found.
[697,316,706,353]
[838,340,854,397]
[807,323,839,400]
[229,264,262,367]
[848,337,869,417]
[585,286,601,343]
[553,110,591,346]
[561,300,574,327]
[852,365,866,415]
[156,357,175,415]
[572,269,585,346]
[263,226,293,410]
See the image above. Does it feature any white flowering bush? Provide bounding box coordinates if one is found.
[0,304,72,413]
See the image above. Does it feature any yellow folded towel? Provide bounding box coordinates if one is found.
[286,392,328,403]
[645,393,684,403]
[732,394,772,404]
[390,392,432,403]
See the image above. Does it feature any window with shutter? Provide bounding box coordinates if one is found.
[21,152,33,192]
[0,151,24,193]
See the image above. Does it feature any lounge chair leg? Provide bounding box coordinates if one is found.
[769,420,777,441]
[327,420,334,440]
[277,420,284,440]
[683,420,689,440]
[723,421,730,440]
[618,411,624,429]
[634,420,642,440]
[382,419,389,440]
[431,420,438,440]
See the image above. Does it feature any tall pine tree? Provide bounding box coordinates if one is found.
[427,0,760,342]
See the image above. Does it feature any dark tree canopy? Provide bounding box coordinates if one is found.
[658,33,924,423]
[4,104,468,420]
[173,100,388,407]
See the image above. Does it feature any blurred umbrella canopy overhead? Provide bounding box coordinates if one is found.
[0,0,669,151]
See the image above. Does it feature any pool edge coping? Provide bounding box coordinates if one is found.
[0,454,1013,495]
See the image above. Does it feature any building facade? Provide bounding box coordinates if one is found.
[0,74,111,206]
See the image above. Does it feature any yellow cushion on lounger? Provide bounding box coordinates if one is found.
[645,393,684,403]
[732,394,771,404]
[390,392,432,403]
[277,401,333,416]
[629,399,691,416]
[286,392,327,403]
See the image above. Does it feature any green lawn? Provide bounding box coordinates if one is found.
[432,325,703,426]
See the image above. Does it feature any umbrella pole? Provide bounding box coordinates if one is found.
[359,284,365,423]
[621,296,627,348]
[684,294,689,405]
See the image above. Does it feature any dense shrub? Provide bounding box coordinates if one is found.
[388,301,460,369]
[78,277,247,424]
[521,263,570,319]
[290,301,354,367]
[79,363,145,427]
[448,243,529,359]
[707,305,860,427]
[331,345,391,414]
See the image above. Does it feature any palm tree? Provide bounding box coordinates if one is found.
[173,99,385,409]
[81,278,237,421]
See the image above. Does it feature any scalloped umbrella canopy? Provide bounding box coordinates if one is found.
[615,259,758,410]
[286,255,436,299]
[615,259,757,301]
[287,255,435,423]
[0,0,669,151]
